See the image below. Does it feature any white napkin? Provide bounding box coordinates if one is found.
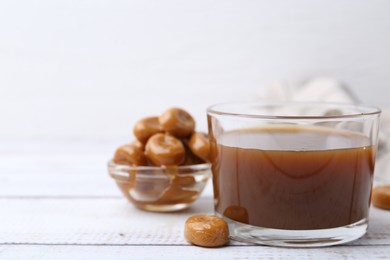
[257,78,359,103]
[258,78,389,181]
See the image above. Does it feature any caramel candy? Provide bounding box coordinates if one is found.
[130,139,145,150]
[113,143,147,166]
[159,108,195,138]
[372,186,390,210]
[188,132,210,162]
[134,116,163,143]
[145,133,186,166]
[159,187,198,204]
[223,205,249,224]
[184,215,230,247]
[182,140,204,165]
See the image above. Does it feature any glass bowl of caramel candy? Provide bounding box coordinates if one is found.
[108,108,211,212]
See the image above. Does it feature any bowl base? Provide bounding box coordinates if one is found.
[217,212,368,248]
[136,202,191,212]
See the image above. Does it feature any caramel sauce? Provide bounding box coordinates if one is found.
[210,126,375,230]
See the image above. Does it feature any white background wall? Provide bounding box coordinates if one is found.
[1,0,390,140]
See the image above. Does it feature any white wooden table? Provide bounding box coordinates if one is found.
[1,139,390,259]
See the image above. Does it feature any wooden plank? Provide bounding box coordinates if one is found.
[0,140,117,175]
[0,197,212,245]
[0,172,120,197]
[0,141,214,197]
[0,198,389,246]
[0,245,390,260]
[0,153,109,173]
[0,171,214,197]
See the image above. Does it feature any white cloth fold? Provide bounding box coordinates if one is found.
[257,78,359,103]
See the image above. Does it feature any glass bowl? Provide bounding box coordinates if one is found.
[108,161,211,212]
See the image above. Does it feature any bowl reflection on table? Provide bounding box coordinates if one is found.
[108,161,211,212]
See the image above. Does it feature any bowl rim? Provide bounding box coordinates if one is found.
[108,160,211,180]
